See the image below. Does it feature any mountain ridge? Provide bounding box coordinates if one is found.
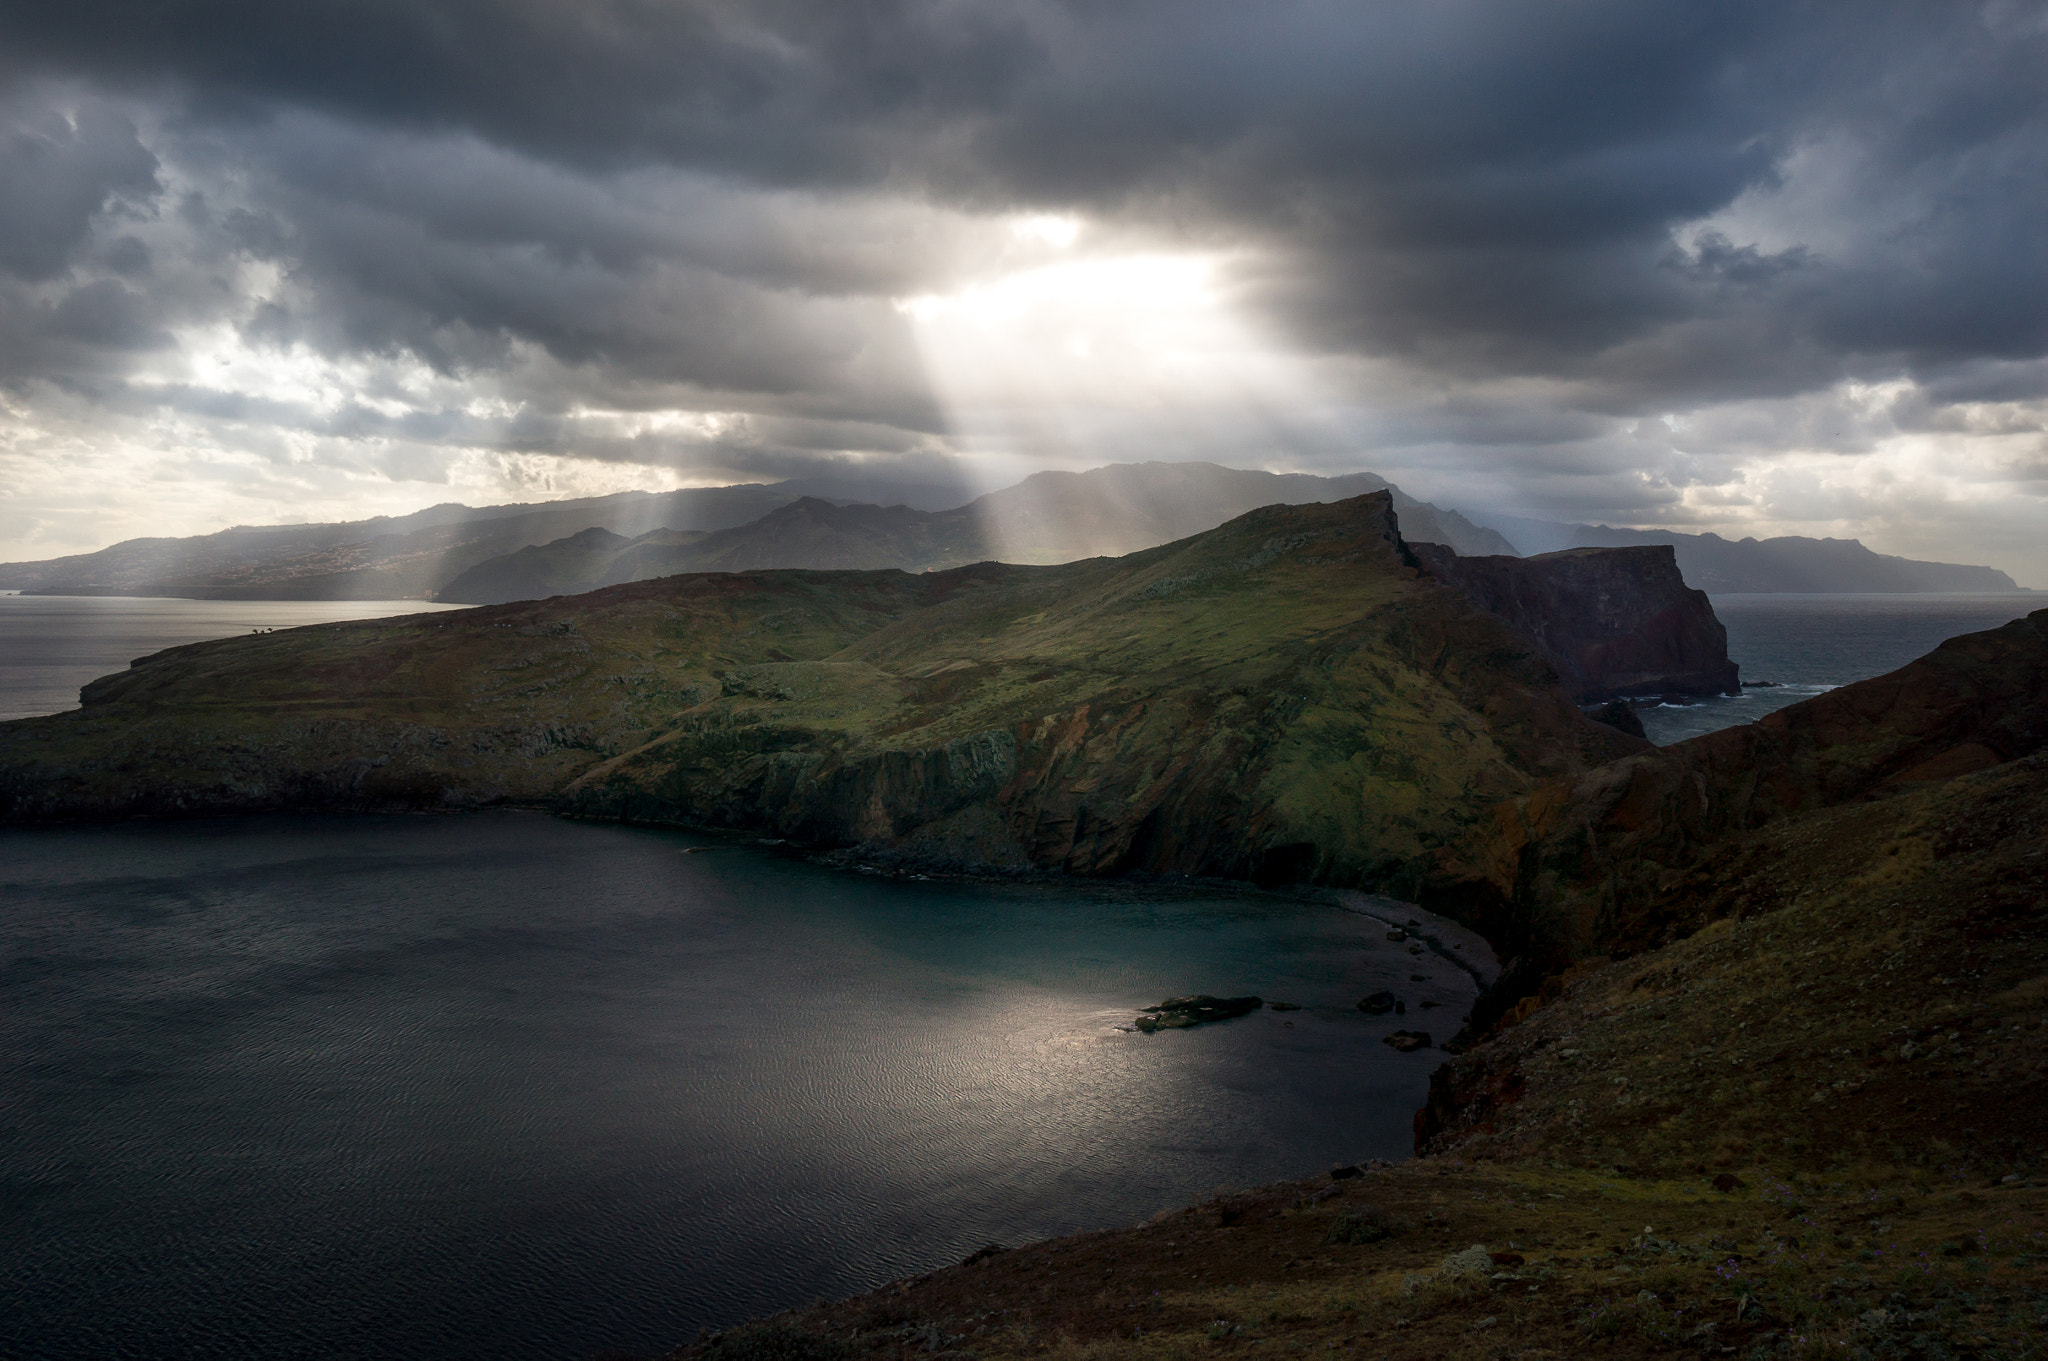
[1469,511,2024,591]
[0,463,1517,603]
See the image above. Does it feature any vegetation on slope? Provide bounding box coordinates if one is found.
[0,494,1637,891]
[1424,608,2048,1033]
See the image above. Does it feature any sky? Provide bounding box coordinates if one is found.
[1,1,2045,584]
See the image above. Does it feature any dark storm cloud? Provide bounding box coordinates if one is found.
[0,0,1048,181]
[1,0,2046,537]
[7,0,2042,407]
[0,101,156,281]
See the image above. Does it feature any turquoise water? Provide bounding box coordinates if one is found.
[0,812,1474,1360]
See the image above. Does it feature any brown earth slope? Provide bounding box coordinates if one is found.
[1423,608,2048,1025]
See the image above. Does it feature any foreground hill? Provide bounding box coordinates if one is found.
[437,464,1519,605]
[0,494,1635,888]
[1429,606,2048,1024]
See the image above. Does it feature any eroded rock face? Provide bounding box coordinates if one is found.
[1412,543,1738,703]
[1424,607,2048,1040]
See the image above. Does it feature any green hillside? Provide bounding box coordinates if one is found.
[0,493,1633,889]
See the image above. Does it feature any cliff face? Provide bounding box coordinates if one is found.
[1424,606,2048,1029]
[0,494,1639,890]
[1411,542,1739,702]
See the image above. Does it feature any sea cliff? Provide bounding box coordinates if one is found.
[1412,541,1739,702]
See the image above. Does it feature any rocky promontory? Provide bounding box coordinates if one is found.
[1412,541,1739,702]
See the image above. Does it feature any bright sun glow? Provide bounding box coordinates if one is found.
[1007,213,1083,249]
[895,244,1352,477]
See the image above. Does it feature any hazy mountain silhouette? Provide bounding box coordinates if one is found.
[1467,512,2022,592]
[438,463,1519,605]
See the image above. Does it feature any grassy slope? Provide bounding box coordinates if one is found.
[560,495,1633,882]
[1422,608,2048,1027]
[0,494,1636,889]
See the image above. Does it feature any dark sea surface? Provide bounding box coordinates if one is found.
[1637,592,2042,745]
[0,593,468,722]
[0,812,1476,1361]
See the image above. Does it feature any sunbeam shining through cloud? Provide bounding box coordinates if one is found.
[0,2,2043,582]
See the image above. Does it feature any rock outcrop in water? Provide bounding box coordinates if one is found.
[1132,995,1263,1031]
[1411,542,1739,702]
[0,494,1648,892]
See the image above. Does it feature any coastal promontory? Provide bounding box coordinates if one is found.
[0,493,1648,890]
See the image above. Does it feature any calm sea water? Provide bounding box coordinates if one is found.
[0,812,1477,1361]
[1637,592,2042,745]
[0,593,468,722]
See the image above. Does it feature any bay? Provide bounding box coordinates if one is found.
[0,812,1476,1361]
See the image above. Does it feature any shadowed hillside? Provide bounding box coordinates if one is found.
[0,485,799,600]
[1,462,1516,604]
[1424,606,2048,1027]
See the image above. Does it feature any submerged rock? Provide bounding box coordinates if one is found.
[1133,994,1263,1032]
[1384,1030,1433,1052]
[1358,991,1403,1015]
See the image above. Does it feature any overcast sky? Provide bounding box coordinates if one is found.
[1,1,2045,583]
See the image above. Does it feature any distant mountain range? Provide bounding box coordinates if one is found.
[0,463,1513,604]
[0,460,2023,602]
[0,484,798,600]
[1469,512,2021,593]
[435,464,1516,605]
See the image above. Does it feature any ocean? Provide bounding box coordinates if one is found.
[0,593,468,723]
[1636,592,2041,745]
